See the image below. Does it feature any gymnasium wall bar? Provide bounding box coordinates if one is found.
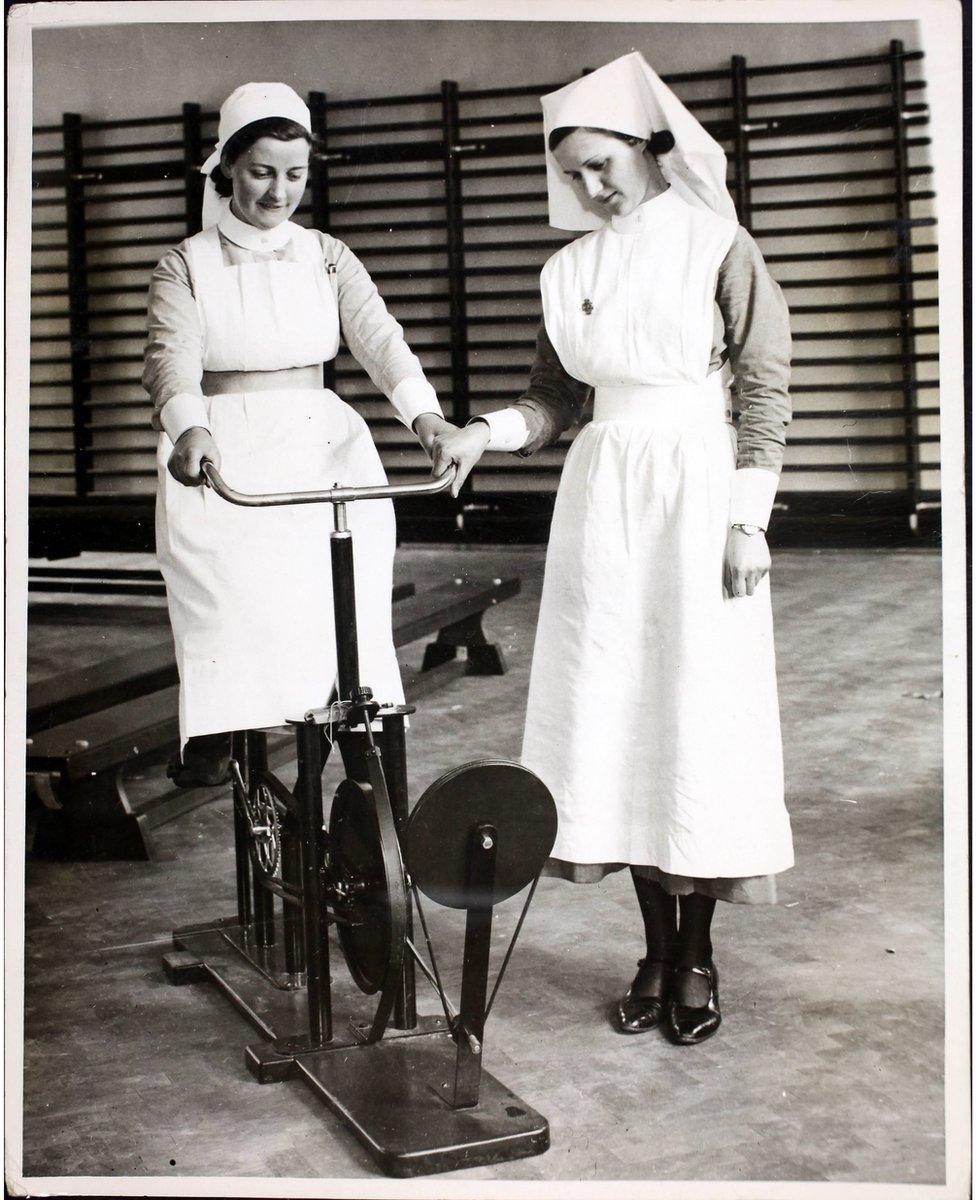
[27,41,938,546]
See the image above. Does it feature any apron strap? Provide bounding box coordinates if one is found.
[293,225,339,307]
[185,226,225,332]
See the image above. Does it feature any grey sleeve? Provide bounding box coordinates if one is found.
[141,245,204,432]
[715,226,793,475]
[510,323,592,456]
[329,235,432,397]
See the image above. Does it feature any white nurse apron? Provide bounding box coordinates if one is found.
[155,224,403,746]
[521,189,794,880]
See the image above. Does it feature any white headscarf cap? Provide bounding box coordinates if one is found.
[541,51,736,230]
[200,82,312,228]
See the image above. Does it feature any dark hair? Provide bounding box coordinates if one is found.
[210,116,315,197]
[548,125,675,156]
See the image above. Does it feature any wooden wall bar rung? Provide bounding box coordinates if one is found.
[750,136,930,161]
[790,381,937,393]
[83,140,185,157]
[792,352,938,366]
[745,48,923,75]
[751,165,932,188]
[764,244,937,265]
[776,272,937,289]
[749,83,894,104]
[321,168,445,186]
[752,217,935,238]
[327,118,442,137]
[789,298,936,314]
[328,195,449,214]
[793,325,938,340]
[82,114,185,132]
[36,285,149,300]
[84,188,185,209]
[326,91,436,110]
[752,191,933,213]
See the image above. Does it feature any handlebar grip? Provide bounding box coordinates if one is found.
[201,460,458,507]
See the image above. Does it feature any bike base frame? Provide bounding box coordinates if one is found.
[165,922,549,1178]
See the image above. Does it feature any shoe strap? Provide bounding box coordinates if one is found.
[676,962,714,980]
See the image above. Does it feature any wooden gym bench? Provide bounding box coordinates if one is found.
[26,575,520,862]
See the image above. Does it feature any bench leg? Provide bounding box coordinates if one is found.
[30,767,154,861]
[420,612,507,676]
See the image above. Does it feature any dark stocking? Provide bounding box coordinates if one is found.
[632,871,678,959]
[674,892,717,1006]
[630,871,677,998]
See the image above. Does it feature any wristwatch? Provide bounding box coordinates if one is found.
[731,523,764,536]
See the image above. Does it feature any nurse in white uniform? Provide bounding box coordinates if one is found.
[143,84,453,785]
[431,53,794,1045]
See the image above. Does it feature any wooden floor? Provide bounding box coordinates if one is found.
[17,546,947,1186]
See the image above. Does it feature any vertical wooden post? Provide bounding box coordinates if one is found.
[62,112,93,498]
[182,102,204,236]
[309,90,330,231]
[441,80,470,430]
[889,38,921,518]
[309,91,336,392]
[730,55,752,231]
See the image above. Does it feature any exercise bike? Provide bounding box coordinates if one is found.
[163,462,557,1178]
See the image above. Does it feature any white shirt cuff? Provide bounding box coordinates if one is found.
[729,467,780,530]
[160,393,211,444]
[473,408,530,452]
[391,377,443,429]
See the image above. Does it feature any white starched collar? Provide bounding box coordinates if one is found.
[217,204,299,252]
[609,185,682,235]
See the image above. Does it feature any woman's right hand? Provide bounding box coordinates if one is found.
[167,426,221,487]
[428,421,491,498]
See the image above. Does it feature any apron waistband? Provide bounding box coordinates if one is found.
[592,375,731,427]
[202,364,323,396]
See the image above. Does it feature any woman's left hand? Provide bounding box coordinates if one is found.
[724,526,771,599]
[414,412,490,495]
[413,413,457,469]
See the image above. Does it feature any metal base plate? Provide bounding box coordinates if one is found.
[167,919,549,1177]
[295,1031,549,1177]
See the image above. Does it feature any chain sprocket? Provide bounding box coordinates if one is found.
[231,762,282,879]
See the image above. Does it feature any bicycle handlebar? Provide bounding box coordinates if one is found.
[201,460,458,507]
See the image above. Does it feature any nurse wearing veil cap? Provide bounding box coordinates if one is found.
[144,83,454,785]
[436,52,795,1045]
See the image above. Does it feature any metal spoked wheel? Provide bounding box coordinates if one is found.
[326,773,408,1041]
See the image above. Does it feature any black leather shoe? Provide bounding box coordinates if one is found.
[166,732,233,789]
[614,958,673,1034]
[666,962,721,1045]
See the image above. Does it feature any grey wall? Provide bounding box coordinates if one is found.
[32,18,924,121]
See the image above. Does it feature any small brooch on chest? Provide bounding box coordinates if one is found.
[581,298,594,315]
